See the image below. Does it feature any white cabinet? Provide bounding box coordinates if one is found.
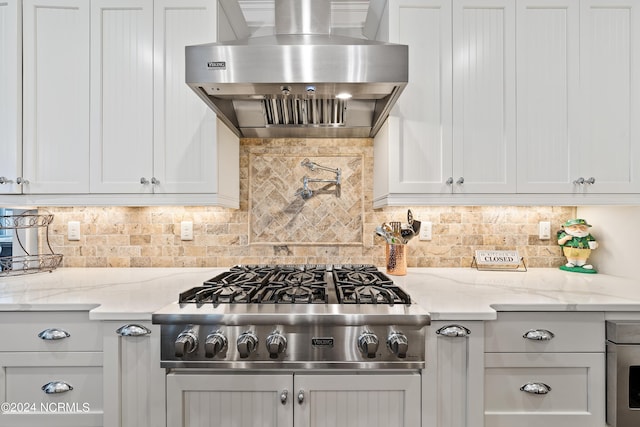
[90,0,239,206]
[423,322,484,427]
[373,0,516,207]
[22,0,90,194]
[0,0,22,195]
[167,372,421,427]
[102,321,165,427]
[484,312,605,427]
[517,0,640,195]
[0,311,103,427]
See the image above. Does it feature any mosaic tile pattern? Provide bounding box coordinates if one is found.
[249,153,363,245]
[39,138,575,268]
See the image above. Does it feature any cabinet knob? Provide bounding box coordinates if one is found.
[436,324,470,337]
[42,381,73,394]
[573,177,585,184]
[140,177,149,185]
[522,329,555,341]
[38,328,70,340]
[16,177,29,185]
[456,177,464,185]
[297,389,305,404]
[0,177,13,184]
[585,177,596,185]
[280,389,288,405]
[116,324,151,337]
[520,382,551,395]
[446,177,454,185]
[151,177,160,185]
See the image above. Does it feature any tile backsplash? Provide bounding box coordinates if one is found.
[40,138,574,268]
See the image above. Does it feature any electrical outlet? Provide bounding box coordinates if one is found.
[539,221,551,240]
[419,221,433,241]
[68,221,81,241]
[181,221,193,241]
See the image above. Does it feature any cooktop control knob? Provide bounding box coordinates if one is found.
[358,331,379,358]
[204,331,227,358]
[387,332,409,359]
[237,331,258,358]
[266,331,287,359]
[175,327,199,357]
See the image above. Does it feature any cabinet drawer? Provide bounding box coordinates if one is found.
[0,352,103,426]
[0,312,102,352]
[485,312,604,353]
[485,352,605,427]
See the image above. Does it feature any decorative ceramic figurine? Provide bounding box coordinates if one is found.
[557,218,598,273]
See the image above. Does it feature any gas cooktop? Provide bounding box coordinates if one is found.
[178,264,411,305]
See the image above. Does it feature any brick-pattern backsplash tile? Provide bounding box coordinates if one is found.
[39,138,574,268]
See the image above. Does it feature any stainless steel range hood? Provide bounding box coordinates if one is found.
[185,0,408,138]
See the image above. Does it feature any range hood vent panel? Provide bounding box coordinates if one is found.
[185,0,408,138]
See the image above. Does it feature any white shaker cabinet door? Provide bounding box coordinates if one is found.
[451,0,516,194]
[578,0,640,193]
[516,0,580,193]
[0,0,22,195]
[376,0,453,197]
[152,0,219,194]
[22,0,90,194]
[166,373,293,427]
[90,0,154,194]
[294,373,422,427]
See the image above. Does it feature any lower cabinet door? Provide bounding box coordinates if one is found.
[293,373,422,427]
[0,352,103,426]
[166,373,293,427]
[484,352,605,427]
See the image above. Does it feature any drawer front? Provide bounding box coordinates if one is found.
[485,312,604,353]
[485,352,605,427]
[0,312,102,352]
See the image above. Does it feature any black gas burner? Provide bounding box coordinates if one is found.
[178,264,410,305]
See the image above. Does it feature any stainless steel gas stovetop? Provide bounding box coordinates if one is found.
[152,264,430,369]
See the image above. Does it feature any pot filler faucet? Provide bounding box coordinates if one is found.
[297,158,341,200]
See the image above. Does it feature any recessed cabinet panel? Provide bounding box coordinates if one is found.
[393,1,452,193]
[579,0,640,193]
[0,0,21,195]
[22,0,90,194]
[90,0,154,193]
[516,0,579,193]
[153,0,218,194]
[452,0,516,194]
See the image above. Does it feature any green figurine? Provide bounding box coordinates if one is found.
[557,219,598,273]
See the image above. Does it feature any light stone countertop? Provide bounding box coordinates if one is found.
[0,267,639,321]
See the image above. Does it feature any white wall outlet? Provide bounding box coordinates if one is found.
[181,221,193,241]
[419,221,433,241]
[68,221,81,241]
[539,221,551,240]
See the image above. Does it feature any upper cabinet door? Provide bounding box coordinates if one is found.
[22,0,90,194]
[579,0,640,193]
[516,0,580,193]
[384,0,453,195]
[90,0,154,194]
[0,0,22,195]
[152,0,219,194]
[452,0,516,194]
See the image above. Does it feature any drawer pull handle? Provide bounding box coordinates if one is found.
[523,329,555,341]
[116,324,151,337]
[436,325,470,337]
[38,328,70,340]
[42,381,73,394]
[520,382,551,394]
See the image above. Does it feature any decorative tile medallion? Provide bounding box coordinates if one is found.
[249,153,364,245]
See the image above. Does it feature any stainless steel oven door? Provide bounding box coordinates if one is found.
[607,341,640,427]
